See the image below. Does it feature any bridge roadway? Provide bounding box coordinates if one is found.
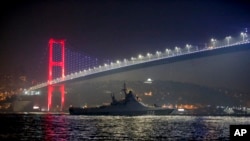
[28,41,250,92]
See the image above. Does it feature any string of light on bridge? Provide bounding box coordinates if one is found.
[27,31,249,92]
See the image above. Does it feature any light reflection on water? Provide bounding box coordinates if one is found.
[0,114,249,140]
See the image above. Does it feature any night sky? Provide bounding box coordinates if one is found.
[1,0,250,81]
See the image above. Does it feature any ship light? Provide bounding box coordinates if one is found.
[144,91,152,96]
[33,106,40,110]
[83,104,88,108]
[144,78,153,84]
[178,108,185,112]
[162,104,167,108]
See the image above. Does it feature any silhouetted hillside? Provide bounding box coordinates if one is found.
[66,80,250,107]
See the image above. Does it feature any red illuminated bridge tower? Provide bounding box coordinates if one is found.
[48,38,65,111]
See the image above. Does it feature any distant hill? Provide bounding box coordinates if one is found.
[66,80,250,107]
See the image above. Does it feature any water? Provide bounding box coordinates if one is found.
[0,114,249,140]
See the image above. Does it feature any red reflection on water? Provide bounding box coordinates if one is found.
[44,114,68,140]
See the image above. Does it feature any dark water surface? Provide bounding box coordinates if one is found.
[0,114,249,140]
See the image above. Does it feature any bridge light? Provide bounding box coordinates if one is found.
[144,78,153,84]
[211,38,216,47]
[116,60,121,67]
[225,36,231,45]
[165,48,171,55]
[156,51,161,58]
[241,32,247,42]
[147,53,151,57]
[185,44,192,52]
[175,47,180,54]
[138,54,143,59]
[131,57,135,63]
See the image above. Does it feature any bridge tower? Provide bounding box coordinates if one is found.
[48,38,65,111]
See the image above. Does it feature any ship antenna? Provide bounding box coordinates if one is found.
[122,82,127,94]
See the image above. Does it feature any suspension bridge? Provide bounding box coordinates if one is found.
[24,32,249,111]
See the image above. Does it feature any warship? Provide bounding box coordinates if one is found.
[69,83,175,115]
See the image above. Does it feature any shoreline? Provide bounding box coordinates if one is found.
[0,111,250,117]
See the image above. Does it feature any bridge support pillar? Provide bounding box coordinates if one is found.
[48,85,65,111]
[48,38,65,112]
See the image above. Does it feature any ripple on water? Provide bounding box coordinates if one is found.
[0,114,249,140]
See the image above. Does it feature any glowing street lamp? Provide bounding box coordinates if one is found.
[211,38,216,47]
[116,60,120,66]
[138,54,143,59]
[241,32,247,42]
[225,36,231,45]
[147,53,153,61]
[156,51,161,58]
[147,53,152,59]
[138,54,143,62]
[185,44,191,52]
[131,57,135,63]
[88,68,92,71]
[175,47,180,54]
[110,62,114,67]
[165,48,171,56]
[123,59,127,65]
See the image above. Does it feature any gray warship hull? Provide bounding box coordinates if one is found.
[69,107,174,116]
[69,83,175,116]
